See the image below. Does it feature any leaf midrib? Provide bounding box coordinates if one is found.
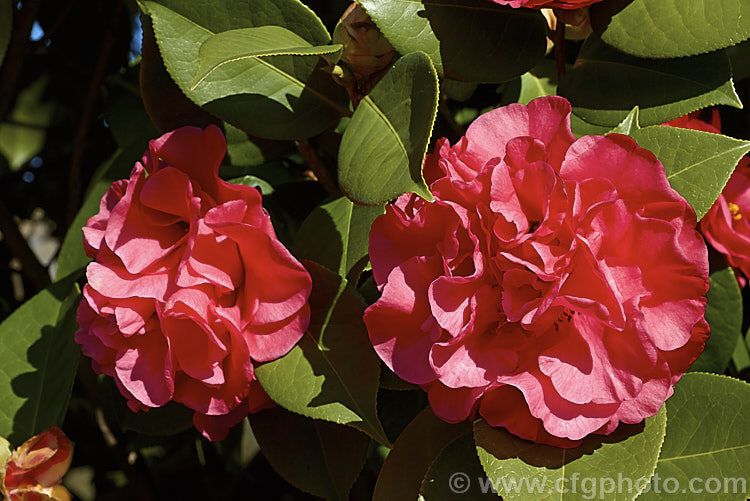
[663,144,750,178]
[659,442,750,463]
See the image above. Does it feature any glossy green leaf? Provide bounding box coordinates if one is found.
[691,268,742,373]
[140,1,349,140]
[374,407,470,501]
[146,0,331,44]
[0,273,81,444]
[0,75,55,170]
[193,26,341,88]
[56,143,146,282]
[629,126,750,220]
[359,0,547,82]
[293,195,384,279]
[254,262,389,446]
[609,106,640,135]
[249,406,369,500]
[0,0,10,67]
[420,433,499,499]
[635,373,750,500]
[475,406,667,501]
[590,0,750,59]
[559,36,741,128]
[339,51,437,205]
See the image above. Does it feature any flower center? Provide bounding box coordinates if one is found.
[553,309,579,332]
[728,202,742,221]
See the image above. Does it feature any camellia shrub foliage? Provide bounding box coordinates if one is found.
[2,0,750,499]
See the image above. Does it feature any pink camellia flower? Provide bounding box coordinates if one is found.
[1,427,73,501]
[364,96,709,447]
[700,157,750,283]
[664,111,750,285]
[490,0,602,9]
[75,125,312,441]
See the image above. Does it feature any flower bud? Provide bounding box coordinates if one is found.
[333,3,395,79]
[1,427,73,501]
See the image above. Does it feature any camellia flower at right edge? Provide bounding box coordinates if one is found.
[364,96,710,447]
[664,111,750,286]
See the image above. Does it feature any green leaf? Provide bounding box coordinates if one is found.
[629,126,750,220]
[518,59,558,106]
[339,51,437,205]
[0,0,10,67]
[228,175,274,195]
[192,26,341,88]
[0,75,55,170]
[420,433,499,499]
[609,106,640,135]
[475,406,667,501]
[140,1,349,140]
[359,0,547,82]
[691,268,742,373]
[148,0,332,44]
[590,0,750,59]
[249,406,369,500]
[442,79,478,102]
[374,407,470,501]
[0,273,81,444]
[254,261,389,446]
[570,113,611,138]
[293,195,384,279]
[559,36,741,128]
[56,143,146,282]
[635,373,750,500]
[731,331,750,373]
[224,124,266,168]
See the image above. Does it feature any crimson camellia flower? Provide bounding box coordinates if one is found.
[490,0,603,9]
[364,96,709,447]
[75,125,312,441]
[664,111,750,285]
[2,427,73,501]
